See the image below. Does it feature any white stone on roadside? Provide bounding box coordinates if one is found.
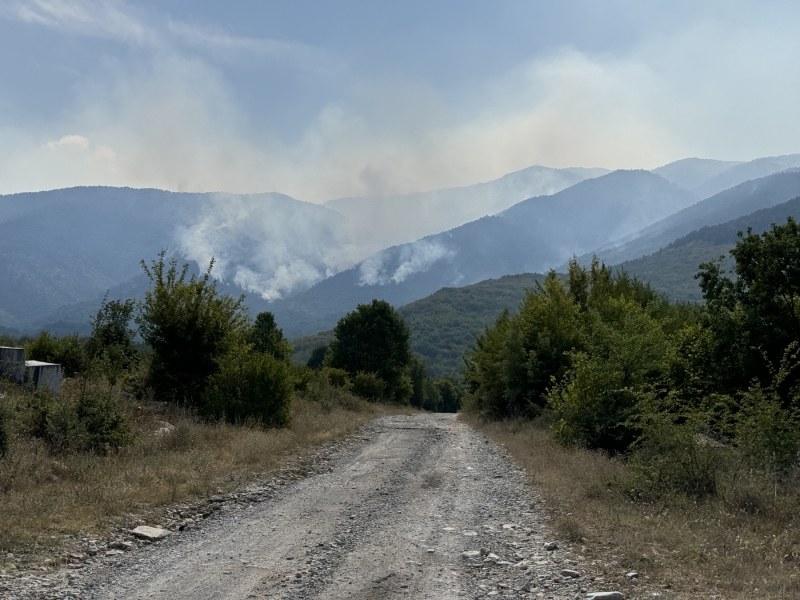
[625,571,638,579]
[561,568,581,578]
[544,541,558,551]
[153,421,176,437]
[585,592,625,600]
[131,525,171,541]
[462,550,481,558]
[462,530,478,536]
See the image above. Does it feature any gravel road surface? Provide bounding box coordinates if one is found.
[5,413,636,599]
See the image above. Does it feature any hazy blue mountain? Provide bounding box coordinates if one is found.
[617,195,800,302]
[654,157,743,192]
[357,197,800,377]
[269,170,696,337]
[5,155,799,340]
[0,187,342,332]
[325,165,608,249]
[693,154,800,198]
[583,169,800,266]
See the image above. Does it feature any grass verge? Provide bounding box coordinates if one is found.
[464,415,800,600]
[0,378,403,571]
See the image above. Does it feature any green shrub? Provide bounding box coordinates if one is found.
[76,386,132,452]
[42,400,86,454]
[137,252,247,406]
[321,367,351,390]
[23,384,131,454]
[547,351,641,452]
[202,349,292,428]
[734,383,800,476]
[351,371,386,402]
[627,407,725,501]
[86,297,138,385]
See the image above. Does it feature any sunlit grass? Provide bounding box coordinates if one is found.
[464,414,800,600]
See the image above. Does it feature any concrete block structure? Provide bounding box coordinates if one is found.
[0,346,62,393]
[0,346,25,383]
[25,360,62,394]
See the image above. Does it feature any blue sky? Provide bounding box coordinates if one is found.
[1,0,799,200]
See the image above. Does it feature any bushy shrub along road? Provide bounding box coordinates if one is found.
[22,414,639,599]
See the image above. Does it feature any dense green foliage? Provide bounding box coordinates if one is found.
[466,218,800,488]
[26,331,88,377]
[136,252,248,406]
[202,347,293,427]
[249,311,292,362]
[697,217,800,400]
[23,383,131,454]
[326,299,413,403]
[86,296,138,384]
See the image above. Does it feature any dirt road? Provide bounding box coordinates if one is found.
[19,414,631,599]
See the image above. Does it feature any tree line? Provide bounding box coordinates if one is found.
[464,218,800,498]
[0,250,460,458]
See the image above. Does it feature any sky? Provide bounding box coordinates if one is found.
[1,0,799,201]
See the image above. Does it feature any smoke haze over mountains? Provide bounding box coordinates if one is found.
[2,2,800,201]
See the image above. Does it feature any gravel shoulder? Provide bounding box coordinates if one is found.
[4,413,643,599]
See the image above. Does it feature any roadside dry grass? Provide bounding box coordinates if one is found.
[0,378,404,569]
[465,415,800,600]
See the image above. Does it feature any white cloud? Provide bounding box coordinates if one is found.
[45,134,91,150]
[167,20,336,73]
[4,0,158,46]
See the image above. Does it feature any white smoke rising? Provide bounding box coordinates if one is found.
[358,239,454,286]
[176,193,361,300]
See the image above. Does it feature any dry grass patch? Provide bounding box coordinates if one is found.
[0,379,402,569]
[464,415,800,600]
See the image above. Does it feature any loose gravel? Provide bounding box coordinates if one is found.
[1,413,649,599]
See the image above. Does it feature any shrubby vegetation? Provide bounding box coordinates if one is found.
[0,252,460,476]
[321,299,462,411]
[137,252,249,407]
[465,218,800,506]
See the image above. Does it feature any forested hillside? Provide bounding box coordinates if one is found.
[618,195,800,300]
[291,273,545,377]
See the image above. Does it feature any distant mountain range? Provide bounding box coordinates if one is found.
[325,165,607,249]
[268,169,695,336]
[2,153,799,339]
[581,169,800,266]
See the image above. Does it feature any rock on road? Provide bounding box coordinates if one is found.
[47,414,627,599]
